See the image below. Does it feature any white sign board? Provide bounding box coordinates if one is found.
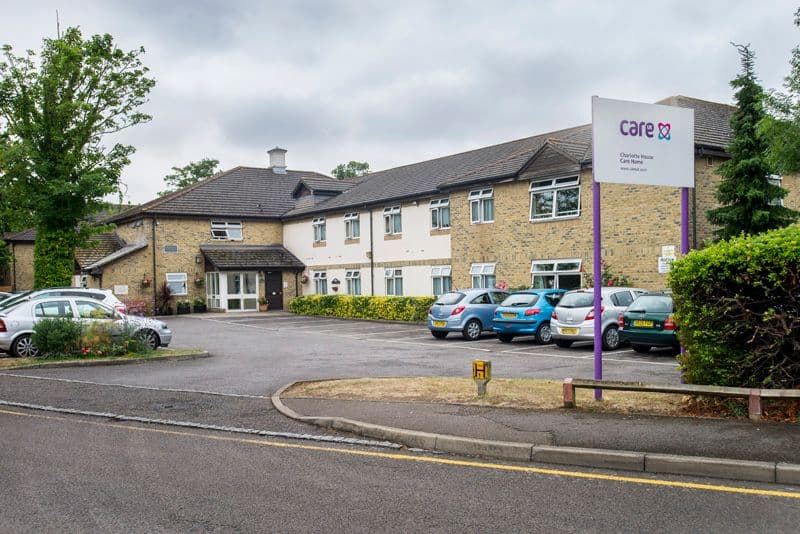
[658,256,676,274]
[114,285,129,295]
[661,245,676,257]
[592,97,695,187]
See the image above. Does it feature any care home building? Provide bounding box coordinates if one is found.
[5,96,799,313]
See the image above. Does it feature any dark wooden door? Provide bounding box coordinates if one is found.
[264,271,283,310]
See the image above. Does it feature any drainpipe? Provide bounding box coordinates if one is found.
[151,216,157,314]
[369,207,374,296]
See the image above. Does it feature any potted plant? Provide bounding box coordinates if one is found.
[156,282,173,315]
[258,296,268,312]
[193,272,204,288]
[176,300,191,314]
[192,297,207,313]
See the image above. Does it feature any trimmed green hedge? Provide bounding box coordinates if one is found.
[668,225,800,388]
[289,295,435,322]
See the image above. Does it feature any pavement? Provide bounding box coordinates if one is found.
[274,381,800,485]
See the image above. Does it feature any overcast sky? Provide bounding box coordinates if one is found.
[3,1,799,203]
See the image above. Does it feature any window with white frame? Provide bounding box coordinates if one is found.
[312,217,327,242]
[769,175,784,207]
[429,198,451,230]
[431,266,452,296]
[531,259,582,290]
[344,212,361,239]
[345,270,361,295]
[469,188,494,223]
[385,268,403,296]
[383,206,402,235]
[210,220,243,241]
[166,272,188,296]
[313,271,327,294]
[470,263,496,288]
[529,176,581,220]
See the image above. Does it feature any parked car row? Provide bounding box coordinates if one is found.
[427,287,680,354]
[0,287,171,358]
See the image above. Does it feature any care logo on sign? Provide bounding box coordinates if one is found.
[619,119,671,141]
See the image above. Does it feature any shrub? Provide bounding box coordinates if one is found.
[289,295,435,322]
[81,322,148,357]
[121,297,149,316]
[668,225,800,388]
[31,318,83,357]
[176,300,191,314]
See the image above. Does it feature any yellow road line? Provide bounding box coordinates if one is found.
[2,408,798,500]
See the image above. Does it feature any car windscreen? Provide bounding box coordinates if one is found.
[500,294,539,307]
[627,295,674,314]
[0,291,33,311]
[558,292,595,308]
[434,292,465,305]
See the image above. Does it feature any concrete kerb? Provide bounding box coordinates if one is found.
[272,380,800,486]
[1,351,211,370]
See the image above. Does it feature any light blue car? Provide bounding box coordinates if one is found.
[427,288,511,341]
[492,289,566,344]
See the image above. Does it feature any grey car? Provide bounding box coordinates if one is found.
[550,287,646,350]
[0,296,171,357]
[0,287,127,314]
[428,288,511,340]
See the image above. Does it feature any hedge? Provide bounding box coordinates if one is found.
[289,295,436,322]
[668,224,800,388]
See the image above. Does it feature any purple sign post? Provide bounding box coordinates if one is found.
[591,96,695,401]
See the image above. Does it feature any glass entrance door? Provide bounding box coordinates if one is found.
[225,272,258,312]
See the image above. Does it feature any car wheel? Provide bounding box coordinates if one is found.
[462,319,482,341]
[632,344,651,354]
[12,335,39,358]
[602,325,621,351]
[431,331,448,339]
[535,322,553,344]
[497,333,514,343]
[137,329,160,350]
[554,339,573,348]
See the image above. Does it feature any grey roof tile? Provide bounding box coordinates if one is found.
[200,245,305,271]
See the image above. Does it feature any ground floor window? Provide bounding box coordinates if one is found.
[431,266,452,296]
[166,272,188,296]
[531,259,582,289]
[385,268,403,296]
[346,270,361,295]
[314,271,328,294]
[470,263,496,288]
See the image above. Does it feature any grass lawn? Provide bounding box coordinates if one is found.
[0,348,206,369]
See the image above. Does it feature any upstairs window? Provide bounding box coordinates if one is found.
[530,176,581,221]
[313,271,327,295]
[383,206,402,235]
[345,270,361,295]
[429,198,451,230]
[431,266,452,296]
[469,188,494,223]
[531,259,582,290]
[312,217,327,242]
[344,212,361,239]
[211,221,243,241]
[470,263,496,288]
[385,268,403,296]
[769,175,784,207]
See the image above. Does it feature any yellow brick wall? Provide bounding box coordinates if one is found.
[11,243,34,291]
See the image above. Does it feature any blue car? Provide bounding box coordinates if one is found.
[491,289,566,344]
[428,288,511,341]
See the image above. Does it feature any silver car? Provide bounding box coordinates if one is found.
[0,287,127,315]
[0,296,171,357]
[550,287,646,350]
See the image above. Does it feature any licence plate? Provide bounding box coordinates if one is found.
[560,327,579,335]
[633,320,654,328]
[502,313,516,319]
[433,321,447,328]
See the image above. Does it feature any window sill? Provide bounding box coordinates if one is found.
[344,238,361,245]
[470,220,494,225]
[529,214,581,223]
[384,234,402,241]
[429,228,451,236]
[313,241,327,248]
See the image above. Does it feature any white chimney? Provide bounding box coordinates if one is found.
[268,146,287,174]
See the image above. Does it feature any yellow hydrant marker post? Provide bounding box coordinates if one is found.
[472,360,491,397]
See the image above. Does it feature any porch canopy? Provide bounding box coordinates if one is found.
[200,245,305,271]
